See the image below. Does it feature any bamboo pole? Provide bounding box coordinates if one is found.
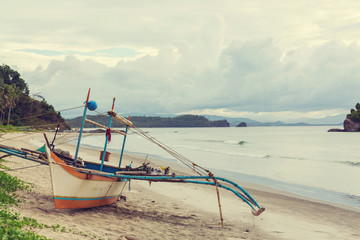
[214,180,224,227]
[85,119,125,136]
[108,110,133,127]
[74,88,91,164]
[100,97,116,171]
[118,115,130,168]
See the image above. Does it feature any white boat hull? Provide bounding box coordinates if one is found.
[46,147,126,209]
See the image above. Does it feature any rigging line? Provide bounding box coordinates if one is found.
[57,105,84,112]
[129,126,207,176]
[0,123,64,144]
[119,180,129,196]
[132,126,200,167]
[50,131,73,142]
[131,127,194,166]
[94,110,109,116]
[1,105,83,125]
[2,112,52,125]
[0,134,35,143]
[14,122,66,129]
[55,128,122,144]
[32,123,65,128]
[0,163,45,172]
[55,132,102,146]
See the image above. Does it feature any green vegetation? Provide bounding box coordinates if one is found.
[0,125,29,133]
[346,103,360,122]
[66,114,230,128]
[0,159,48,239]
[0,64,69,131]
[0,159,97,239]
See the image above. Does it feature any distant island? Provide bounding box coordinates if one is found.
[236,122,247,127]
[66,113,345,129]
[66,114,230,128]
[328,103,360,132]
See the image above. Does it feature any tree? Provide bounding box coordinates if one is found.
[356,103,360,111]
[1,84,18,125]
[0,64,69,130]
[347,103,360,123]
[0,64,29,95]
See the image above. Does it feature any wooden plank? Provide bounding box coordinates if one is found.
[85,119,126,136]
[108,110,133,127]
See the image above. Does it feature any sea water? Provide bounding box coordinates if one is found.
[80,126,360,209]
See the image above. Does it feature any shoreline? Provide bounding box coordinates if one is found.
[69,132,360,212]
[1,132,360,239]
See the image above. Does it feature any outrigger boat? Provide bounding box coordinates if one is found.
[0,89,265,225]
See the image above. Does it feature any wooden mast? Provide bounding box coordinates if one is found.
[74,88,90,164]
[118,115,130,168]
[100,97,116,171]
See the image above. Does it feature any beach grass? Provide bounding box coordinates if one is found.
[0,159,49,239]
[0,124,38,133]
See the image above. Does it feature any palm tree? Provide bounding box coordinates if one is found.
[1,85,18,125]
[0,80,5,124]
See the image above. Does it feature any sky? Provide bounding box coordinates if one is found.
[1,0,360,123]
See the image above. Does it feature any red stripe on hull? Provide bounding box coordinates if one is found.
[54,196,119,209]
[50,151,118,182]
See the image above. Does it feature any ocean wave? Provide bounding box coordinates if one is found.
[338,161,360,167]
[173,144,269,159]
[224,140,247,145]
[189,139,247,145]
[346,194,360,201]
[279,156,304,160]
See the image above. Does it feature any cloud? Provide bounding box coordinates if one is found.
[211,40,360,112]
[21,37,360,122]
[16,47,139,58]
[3,1,360,122]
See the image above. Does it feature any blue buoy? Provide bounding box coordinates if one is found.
[87,101,97,111]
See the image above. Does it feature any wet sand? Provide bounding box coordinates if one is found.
[1,132,360,240]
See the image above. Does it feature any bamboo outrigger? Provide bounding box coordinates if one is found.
[0,89,265,226]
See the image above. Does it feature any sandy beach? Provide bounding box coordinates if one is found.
[1,132,360,240]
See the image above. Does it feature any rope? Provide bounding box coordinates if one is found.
[0,133,34,143]
[49,131,73,143]
[1,105,83,125]
[85,109,209,176]
[0,104,83,142]
[94,110,108,116]
[57,106,84,112]
[14,122,66,129]
[2,103,211,177]
[128,125,209,177]
[100,111,211,176]
[0,123,70,143]
[55,132,103,146]
[0,163,45,172]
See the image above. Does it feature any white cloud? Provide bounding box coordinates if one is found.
[2,1,360,122]
[20,39,360,122]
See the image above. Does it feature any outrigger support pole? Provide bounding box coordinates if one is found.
[100,97,116,171]
[75,168,265,214]
[214,179,224,227]
[74,88,90,165]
